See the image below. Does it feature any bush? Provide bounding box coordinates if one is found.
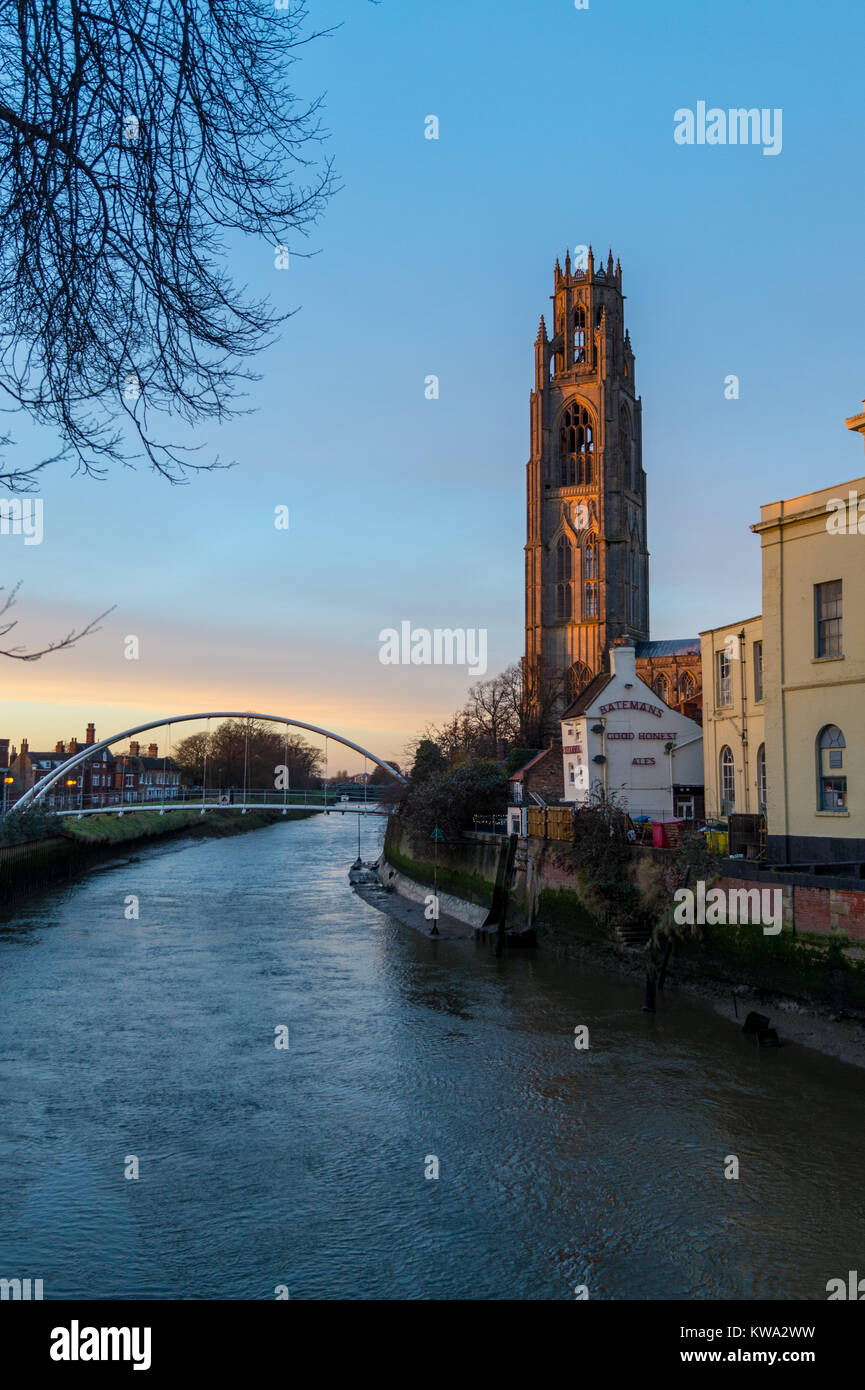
[397,758,507,840]
[0,805,62,845]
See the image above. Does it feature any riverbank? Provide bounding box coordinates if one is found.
[377,823,865,1072]
[0,807,315,898]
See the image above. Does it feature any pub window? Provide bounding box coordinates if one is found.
[817,725,847,812]
[716,650,732,706]
[720,746,735,815]
[815,580,842,658]
[753,641,764,701]
[757,743,767,814]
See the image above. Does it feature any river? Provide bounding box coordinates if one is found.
[1,814,863,1300]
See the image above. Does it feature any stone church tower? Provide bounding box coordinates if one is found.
[524,248,649,727]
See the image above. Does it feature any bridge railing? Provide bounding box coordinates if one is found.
[3,787,361,814]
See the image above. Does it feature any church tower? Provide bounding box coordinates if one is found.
[524,248,649,729]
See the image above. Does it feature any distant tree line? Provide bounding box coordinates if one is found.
[173,719,323,791]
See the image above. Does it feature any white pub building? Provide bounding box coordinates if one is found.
[560,643,704,820]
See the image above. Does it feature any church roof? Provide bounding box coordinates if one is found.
[560,672,614,720]
[634,638,700,658]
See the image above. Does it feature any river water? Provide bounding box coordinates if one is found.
[1,814,863,1300]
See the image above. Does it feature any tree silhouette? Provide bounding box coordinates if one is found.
[0,0,334,489]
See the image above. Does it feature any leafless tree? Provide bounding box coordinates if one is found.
[463,664,522,757]
[520,657,568,746]
[0,0,334,489]
[0,580,113,659]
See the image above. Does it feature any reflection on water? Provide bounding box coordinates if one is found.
[0,814,863,1300]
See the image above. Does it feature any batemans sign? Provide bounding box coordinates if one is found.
[598,700,664,718]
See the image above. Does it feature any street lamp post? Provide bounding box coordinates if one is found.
[2,775,13,816]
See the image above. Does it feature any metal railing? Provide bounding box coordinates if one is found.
[3,786,387,815]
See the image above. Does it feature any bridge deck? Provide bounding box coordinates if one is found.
[53,803,390,818]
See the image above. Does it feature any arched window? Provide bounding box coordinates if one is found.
[720,746,735,815]
[566,662,593,700]
[584,538,596,578]
[549,352,556,382]
[573,306,586,363]
[817,725,847,811]
[555,536,572,620]
[654,674,670,703]
[559,404,594,486]
[680,671,695,703]
[757,743,767,814]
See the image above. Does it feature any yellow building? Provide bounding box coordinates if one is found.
[750,402,865,864]
[699,616,765,820]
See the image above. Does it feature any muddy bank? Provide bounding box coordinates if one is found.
[351,859,474,939]
[364,853,865,1073]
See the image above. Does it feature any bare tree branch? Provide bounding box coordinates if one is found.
[0,579,114,659]
[0,0,335,488]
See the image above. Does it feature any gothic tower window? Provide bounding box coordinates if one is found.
[583,536,598,617]
[566,662,593,701]
[680,671,695,703]
[573,306,587,364]
[584,537,596,578]
[626,535,640,625]
[654,673,670,702]
[619,405,632,487]
[559,404,594,486]
[555,536,572,619]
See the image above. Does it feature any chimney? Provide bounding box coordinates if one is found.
[20,737,29,755]
[69,738,79,754]
[147,743,158,758]
[55,741,66,756]
[129,741,140,756]
[0,739,9,770]
[609,642,637,683]
[85,722,96,745]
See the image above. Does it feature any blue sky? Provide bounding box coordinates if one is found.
[3,0,864,768]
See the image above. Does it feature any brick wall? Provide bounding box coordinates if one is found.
[718,873,865,939]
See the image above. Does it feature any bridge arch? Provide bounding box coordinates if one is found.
[10,712,407,813]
